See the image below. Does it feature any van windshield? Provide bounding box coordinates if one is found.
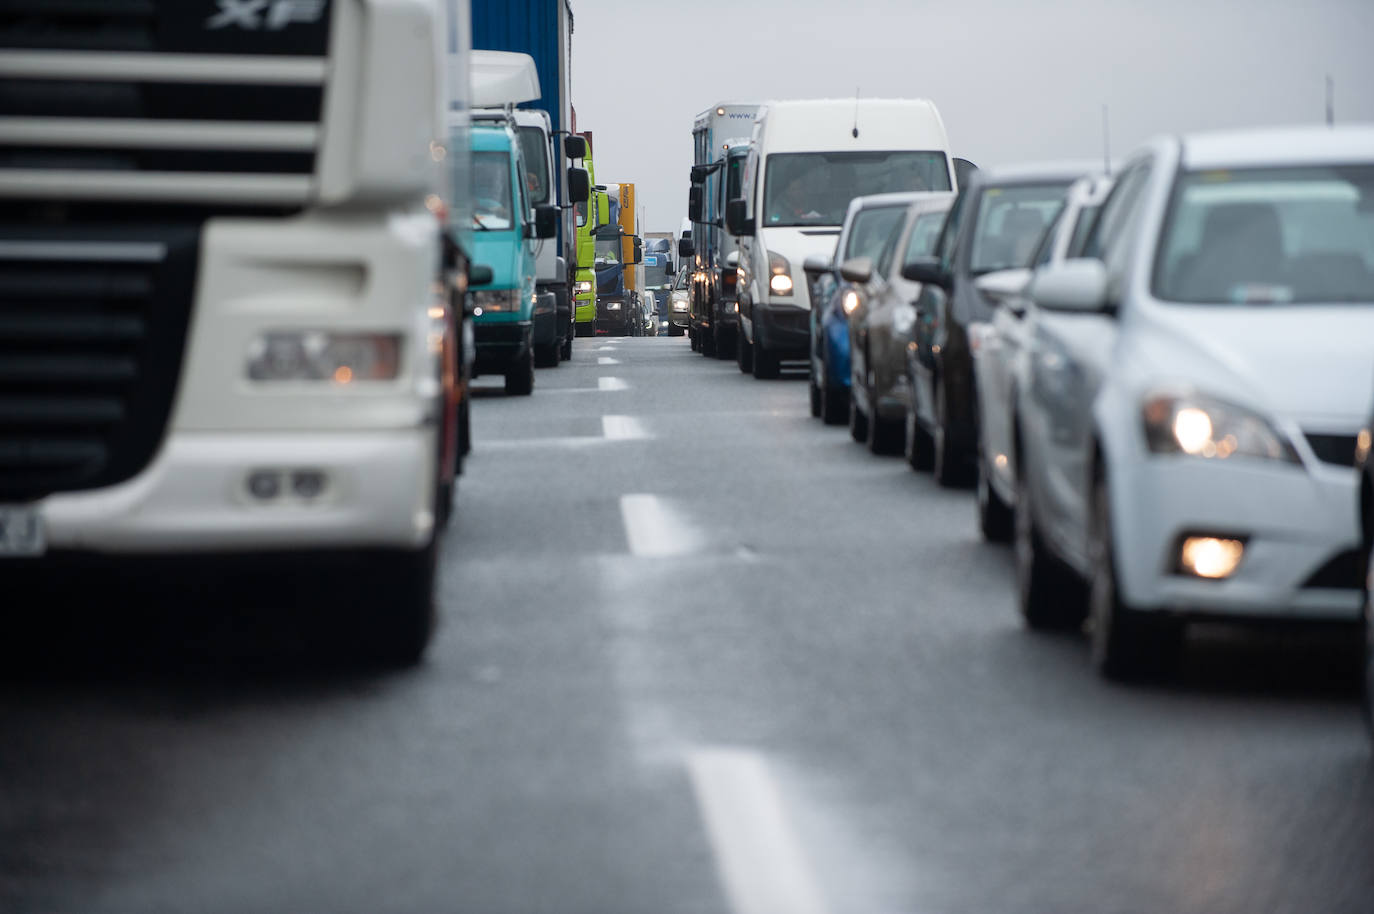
[472,150,514,230]
[516,126,550,204]
[762,151,951,227]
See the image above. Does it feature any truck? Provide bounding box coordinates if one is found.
[573,133,610,337]
[0,0,465,665]
[471,1,583,362]
[593,183,645,336]
[687,102,761,358]
[643,232,675,332]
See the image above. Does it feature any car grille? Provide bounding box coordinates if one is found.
[1305,432,1357,468]
[0,224,198,501]
[0,0,333,206]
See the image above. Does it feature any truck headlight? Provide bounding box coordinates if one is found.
[469,288,521,313]
[246,332,402,383]
[574,280,593,294]
[606,301,622,311]
[1142,392,1299,463]
[672,300,689,312]
[768,251,793,296]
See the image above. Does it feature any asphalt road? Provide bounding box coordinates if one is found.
[2,336,1372,914]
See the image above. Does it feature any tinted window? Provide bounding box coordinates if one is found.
[1154,165,1374,304]
[763,151,952,227]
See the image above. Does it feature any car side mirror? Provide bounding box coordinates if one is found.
[534,204,559,240]
[901,256,950,289]
[564,135,587,160]
[726,198,753,236]
[1029,259,1111,313]
[567,167,590,204]
[688,186,703,222]
[974,267,1032,311]
[840,256,874,284]
[678,237,694,257]
[802,254,833,278]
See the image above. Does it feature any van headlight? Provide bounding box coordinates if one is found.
[1142,392,1299,463]
[247,332,401,383]
[768,251,793,296]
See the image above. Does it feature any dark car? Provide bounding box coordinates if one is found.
[901,162,1092,485]
[1358,417,1374,741]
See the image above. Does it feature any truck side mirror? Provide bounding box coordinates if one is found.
[678,237,694,257]
[688,186,703,222]
[567,167,590,203]
[564,135,587,160]
[469,262,494,287]
[690,165,711,183]
[726,198,753,236]
[628,236,643,265]
[534,204,559,240]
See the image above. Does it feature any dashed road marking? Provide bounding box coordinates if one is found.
[599,376,629,391]
[602,415,649,440]
[618,494,702,557]
[688,748,831,914]
[598,356,621,365]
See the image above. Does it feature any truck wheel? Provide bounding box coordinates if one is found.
[459,398,471,457]
[534,342,560,368]
[505,347,534,396]
[752,342,778,379]
[347,540,438,668]
[701,328,716,357]
[737,331,753,373]
[713,326,733,360]
[560,337,573,361]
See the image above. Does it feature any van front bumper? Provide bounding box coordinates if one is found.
[753,302,810,356]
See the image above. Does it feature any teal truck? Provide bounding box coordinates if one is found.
[467,120,559,394]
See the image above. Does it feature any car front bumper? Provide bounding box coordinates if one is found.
[1112,453,1362,620]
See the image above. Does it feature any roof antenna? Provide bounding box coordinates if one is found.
[1101,103,1111,175]
[852,87,860,139]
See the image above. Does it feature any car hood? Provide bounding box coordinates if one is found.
[470,231,527,290]
[761,226,842,309]
[1127,303,1374,429]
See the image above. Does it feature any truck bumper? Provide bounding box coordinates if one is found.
[27,428,435,554]
[474,320,530,374]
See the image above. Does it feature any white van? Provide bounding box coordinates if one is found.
[729,99,955,377]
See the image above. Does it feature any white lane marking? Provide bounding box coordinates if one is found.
[599,376,628,391]
[480,436,608,449]
[602,415,649,440]
[619,494,702,557]
[598,356,621,365]
[688,748,831,914]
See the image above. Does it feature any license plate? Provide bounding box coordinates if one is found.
[0,505,45,557]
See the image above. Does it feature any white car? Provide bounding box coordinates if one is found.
[970,172,1113,542]
[1015,124,1374,680]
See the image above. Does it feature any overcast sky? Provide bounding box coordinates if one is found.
[567,0,1374,236]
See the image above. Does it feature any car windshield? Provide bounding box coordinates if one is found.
[903,209,949,263]
[471,150,514,230]
[843,205,907,268]
[1154,165,1374,304]
[969,183,1070,274]
[763,151,952,227]
[516,127,550,205]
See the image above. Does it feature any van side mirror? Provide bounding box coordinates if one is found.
[678,237,694,257]
[567,167,590,204]
[726,198,753,236]
[564,135,587,160]
[688,186,703,222]
[534,204,559,240]
[901,256,950,289]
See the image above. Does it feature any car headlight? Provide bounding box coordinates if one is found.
[841,289,860,315]
[574,280,593,294]
[768,251,793,296]
[246,332,401,383]
[469,288,521,313]
[1142,392,1299,463]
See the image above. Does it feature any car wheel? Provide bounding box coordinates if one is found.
[737,329,754,373]
[933,381,974,488]
[976,444,1014,543]
[504,345,534,396]
[1089,475,1183,681]
[1014,463,1087,630]
[752,342,779,379]
[848,393,869,443]
[904,397,934,471]
[809,373,822,418]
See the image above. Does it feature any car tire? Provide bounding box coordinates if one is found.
[809,373,822,418]
[737,330,754,374]
[904,398,934,471]
[933,381,974,488]
[753,342,779,379]
[848,394,869,443]
[1089,476,1183,681]
[976,445,1014,543]
[1015,463,1088,631]
[504,345,534,396]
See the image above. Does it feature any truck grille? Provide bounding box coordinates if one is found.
[0,0,332,206]
[0,225,198,501]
